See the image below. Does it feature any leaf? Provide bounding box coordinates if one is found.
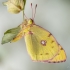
[4,26,21,34]
[1,25,21,44]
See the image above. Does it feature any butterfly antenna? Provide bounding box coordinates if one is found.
[31,3,34,19]
[33,4,37,19]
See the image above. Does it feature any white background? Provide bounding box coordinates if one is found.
[0,0,70,70]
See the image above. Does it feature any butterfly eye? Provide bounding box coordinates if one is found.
[28,19,33,25]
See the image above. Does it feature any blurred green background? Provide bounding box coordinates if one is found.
[0,0,70,70]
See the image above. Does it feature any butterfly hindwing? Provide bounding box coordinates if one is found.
[24,24,59,61]
[47,45,66,63]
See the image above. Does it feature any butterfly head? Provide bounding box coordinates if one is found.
[23,3,37,26]
[27,18,34,25]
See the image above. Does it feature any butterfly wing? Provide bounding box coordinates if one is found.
[47,45,66,63]
[24,25,60,62]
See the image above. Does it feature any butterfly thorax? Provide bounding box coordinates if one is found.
[22,18,34,33]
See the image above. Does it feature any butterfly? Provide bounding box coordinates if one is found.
[2,3,67,63]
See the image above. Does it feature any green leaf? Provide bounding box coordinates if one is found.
[1,26,21,44]
[4,26,21,34]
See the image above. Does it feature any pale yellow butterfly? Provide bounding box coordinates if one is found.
[12,3,67,63]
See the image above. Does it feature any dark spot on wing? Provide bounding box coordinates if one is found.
[45,53,49,55]
[48,33,52,37]
[48,61,51,63]
[58,43,60,45]
[58,53,59,55]
[61,47,63,50]
[52,46,54,48]
[51,40,54,43]
[53,61,56,63]
[47,59,66,63]
[40,54,43,55]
